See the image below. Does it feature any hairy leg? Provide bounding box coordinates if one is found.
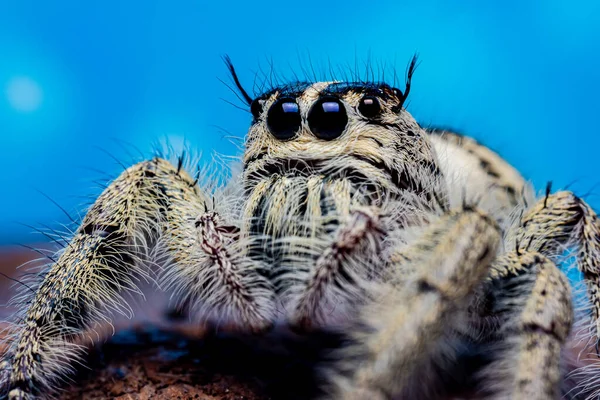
[0,158,274,399]
[484,251,573,399]
[287,206,385,331]
[503,190,600,398]
[327,207,501,399]
[511,190,600,341]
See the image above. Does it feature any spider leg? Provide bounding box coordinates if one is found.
[328,207,501,399]
[288,206,384,331]
[483,251,573,399]
[512,191,600,342]
[0,158,274,400]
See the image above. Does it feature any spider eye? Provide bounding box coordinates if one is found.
[358,96,381,119]
[250,99,263,120]
[307,97,348,141]
[267,98,301,140]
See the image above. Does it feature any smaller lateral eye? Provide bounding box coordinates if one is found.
[250,99,263,120]
[358,96,381,118]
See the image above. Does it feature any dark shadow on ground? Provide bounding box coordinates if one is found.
[63,324,348,400]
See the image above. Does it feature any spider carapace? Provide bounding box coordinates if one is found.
[2,57,600,400]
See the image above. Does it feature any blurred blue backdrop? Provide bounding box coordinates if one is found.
[0,0,598,245]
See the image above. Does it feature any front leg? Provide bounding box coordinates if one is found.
[483,251,573,400]
[512,190,600,340]
[495,190,600,398]
[328,207,501,399]
[288,206,385,331]
[0,158,274,400]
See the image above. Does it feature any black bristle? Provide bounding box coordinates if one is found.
[222,55,253,106]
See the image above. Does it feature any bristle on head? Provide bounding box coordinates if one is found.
[223,55,253,106]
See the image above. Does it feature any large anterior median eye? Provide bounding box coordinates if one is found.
[307,97,348,140]
[267,98,301,140]
[358,96,381,118]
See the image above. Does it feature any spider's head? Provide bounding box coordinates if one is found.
[224,57,445,233]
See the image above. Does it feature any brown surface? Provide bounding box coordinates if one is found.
[0,246,334,400]
[61,326,271,400]
[56,324,344,400]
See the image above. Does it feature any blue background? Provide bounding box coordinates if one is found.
[0,0,598,245]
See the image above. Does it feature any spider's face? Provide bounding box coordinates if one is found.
[242,81,441,200]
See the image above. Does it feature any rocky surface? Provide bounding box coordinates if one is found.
[57,324,343,400]
[61,326,270,400]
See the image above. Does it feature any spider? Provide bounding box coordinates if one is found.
[1,56,600,400]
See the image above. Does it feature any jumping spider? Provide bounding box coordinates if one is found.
[2,56,600,400]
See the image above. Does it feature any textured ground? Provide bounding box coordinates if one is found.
[57,324,347,400]
[60,326,270,400]
[0,246,336,400]
[0,320,341,400]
